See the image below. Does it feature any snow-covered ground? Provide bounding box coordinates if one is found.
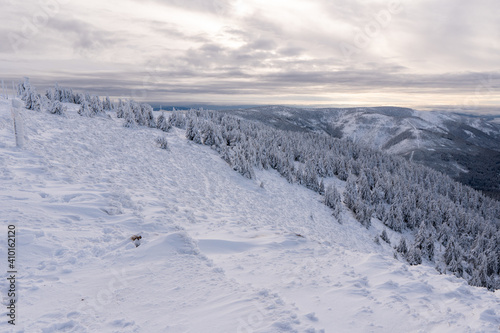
[0,97,499,332]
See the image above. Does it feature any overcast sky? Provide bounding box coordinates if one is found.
[0,0,499,111]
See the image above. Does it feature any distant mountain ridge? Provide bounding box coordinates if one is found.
[222,106,500,199]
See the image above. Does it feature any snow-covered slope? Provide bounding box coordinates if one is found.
[0,98,499,332]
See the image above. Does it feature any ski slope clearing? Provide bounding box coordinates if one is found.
[0,98,499,332]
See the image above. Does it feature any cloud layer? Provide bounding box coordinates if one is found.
[0,0,498,111]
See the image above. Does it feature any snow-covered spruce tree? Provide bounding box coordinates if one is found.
[444,237,464,277]
[74,93,84,105]
[64,88,75,103]
[383,205,404,232]
[122,102,135,128]
[469,254,491,289]
[395,238,408,257]
[90,95,104,116]
[343,176,358,212]
[78,100,93,117]
[319,179,325,195]
[168,110,186,128]
[48,100,67,116]
[324,185,342,219]
[414,221,435,261]
[229,146,255,179]
[355,204,372,228]
[116,99,125,118]
[49,84,75,103]
[198,119,223,148]
[23,86,42,112]
[31,93,43,112]
[103,96,113,111]
[53,83,62,101]
[302,163,321,192]
[343,176,372,227]
[156,136,168,149]
[407,243,422,265]
[17,77,31,100]
[380,229,390,244]
[141,103,156,128]
[128,101,142,125]
[156,112,172,132]
[39,95,51,111]
[84,92,92,104]
[45,88,54,101]
[185,118,199,142]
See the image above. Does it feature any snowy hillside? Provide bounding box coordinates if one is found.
[1,97,499,332]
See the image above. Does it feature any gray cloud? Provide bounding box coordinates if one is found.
[139,0,233,15]
[45,18,120,55]
[8,66,496,102]
[1,0,499,110]
[151,21,210,43]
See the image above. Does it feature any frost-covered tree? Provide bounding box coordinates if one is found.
[229,147,255,179]
[395,237,408,256]
[78,100,93,117]
[185,118,198,141]
[156,112,171,132]
[90,95,104,115]
[45,88,54,101]
[116,99,126,118]
[74,93,84,105]
[17,77,31,100]
[141,103,156,128]
[444,237,463,277]
[169,110,186,128]
[48,100,67,116]
[103,96,113,111]
[407,243,422,265]
[129,101,144,126]
[31,93,42,112]
[384,205,404,232]
[380,229,390,244]
[123,102,135,128]
[343,176,358,212]
[156,136,168,149]
[324,184,342,218]
[53,83,62,102]
[414,221,435,261]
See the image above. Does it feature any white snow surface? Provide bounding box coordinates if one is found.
[0,98,499,332]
